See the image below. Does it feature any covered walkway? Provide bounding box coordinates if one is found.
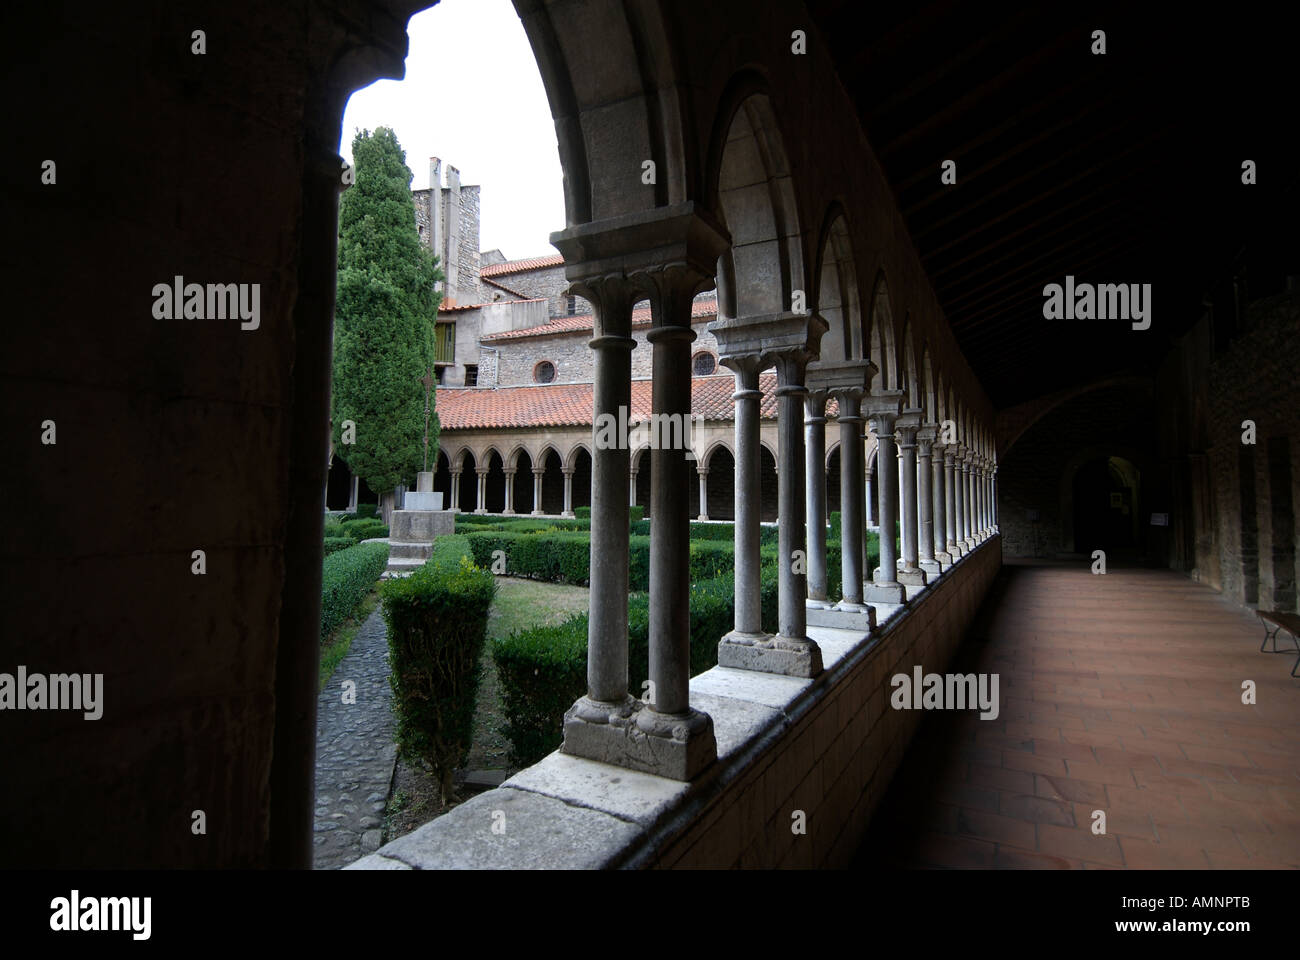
[857,562,1300,869]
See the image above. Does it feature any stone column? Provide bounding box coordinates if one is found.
[991,465,999,531]
[561,467,574,517]
[347,474,359,512]
[552,203,727,782]
[635,262,720,777]
[865,462,877,527]
[720,355,765,642]
[712,311,828,677]
[931,442,952,567]
[531,467,544,515]
[960,451,975,550]
[895,410,926,586]
[864,391,905,603]
[473,469,487,514]
[450,469,461,514]
[629,466,638,507]
[804,385,832,608]
[947,446,964,557]
[916,425,940,577]
[696,466,709,521]
[978,457,989,536]
[503,469,516,515]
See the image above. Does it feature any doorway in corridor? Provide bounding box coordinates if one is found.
[1072,455,1141,555]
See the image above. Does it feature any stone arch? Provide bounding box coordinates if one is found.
[484,448,508,513]
[708,79,806,321]
[564,442,591,472]
[433,448,452,507]
[514,0,695,225]
[457,448,478,513]
[505,443,532,472]
[700,438,733,471]
[813,206,861,362]
[868,271,900,391]
[900,314,920,410]
[1060,445,1153,555]
[921,344,936,423]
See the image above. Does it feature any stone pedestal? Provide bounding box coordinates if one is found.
[385,507,455,578]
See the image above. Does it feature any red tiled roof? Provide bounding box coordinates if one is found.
[481,298,719,342]
[479,254,565,277]
[439,297,546,314]
[434,372,839,430]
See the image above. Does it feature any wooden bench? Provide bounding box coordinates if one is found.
[1257,610,1300,678]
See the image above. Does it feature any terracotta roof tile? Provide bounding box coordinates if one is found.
[481,298,719,342]
[438,372,788,430]
[479,254,565,277]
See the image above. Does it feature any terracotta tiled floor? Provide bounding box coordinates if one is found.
[856,561,1300,869]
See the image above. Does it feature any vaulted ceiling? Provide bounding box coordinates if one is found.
[807,0,1294,408]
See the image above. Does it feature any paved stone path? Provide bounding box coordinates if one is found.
[313,606,398,870]
[858,561,1300,869]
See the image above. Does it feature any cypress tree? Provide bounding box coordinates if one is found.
[332,127,443,523]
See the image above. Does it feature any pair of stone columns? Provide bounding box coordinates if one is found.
[555,203,728,782]
[707,310,826,676]
[803,360,876,634]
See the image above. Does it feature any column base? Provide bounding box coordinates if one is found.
[697,514,709,522]
[718,632,823,678]
[807,602,876,633]
[864,579,906,604]
[962,537,976,551]
[561,511,575,518]
[935,550,953,565]
[948,542,966,558]
[898,567,928,586]
[919,559,942,577]
[561,695,716,781]
[805,595,836,611]
[531,509,543,516]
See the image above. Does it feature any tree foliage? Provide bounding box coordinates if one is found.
[332,127,442,507]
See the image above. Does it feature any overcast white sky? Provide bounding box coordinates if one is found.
[339,0,565,260]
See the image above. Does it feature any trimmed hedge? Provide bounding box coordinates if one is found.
[323,536,355,556]
[492,566,781,767]
[341,518,389,541]
[319,541,389,642]
[382,554,497,803]
[575,506,591,519]
[356,503,379,519]
[323,520,347,539]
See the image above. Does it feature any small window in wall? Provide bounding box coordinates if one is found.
[465,365,479,387]
[534,360,556,384]
[693,351,718,376]
[567,295,576,315]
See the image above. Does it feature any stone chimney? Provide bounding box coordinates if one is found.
[444,164,462,302]
[428,157,444,295]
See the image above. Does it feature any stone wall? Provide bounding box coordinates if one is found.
[1203,293,1300,611]
[348,538,1002,869]
[494,318,721,385]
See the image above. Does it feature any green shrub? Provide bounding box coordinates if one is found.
[319,541,389,641]
[341,518,389,541]
[356,503,379,519]
[323,536,355,556]
[631,518,650,537]
[829,510,842,542]
[628,505,645,524]
[575,506,592,519]
[323,520,348,540]
[382,554,497,803]
[429,534,472,571]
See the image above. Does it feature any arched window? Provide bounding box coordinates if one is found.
[534,360,556,384]
[692,351,717,376]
